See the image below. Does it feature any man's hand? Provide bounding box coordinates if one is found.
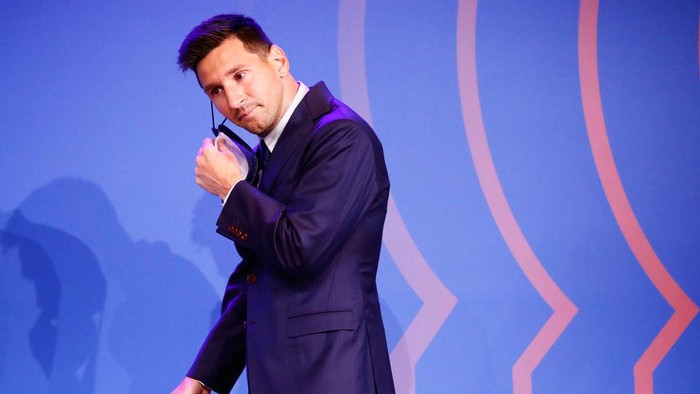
[171,377,211,394]
[195,137,242,199]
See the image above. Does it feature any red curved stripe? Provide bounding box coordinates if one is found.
[578,1,699,393]
[456,1,578,393]
[337,1,458,393]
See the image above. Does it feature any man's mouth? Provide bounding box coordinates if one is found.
[239,106,256,121]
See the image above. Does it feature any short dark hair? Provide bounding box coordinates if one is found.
[177,14,272,73]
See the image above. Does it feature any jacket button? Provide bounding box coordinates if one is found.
[242,321,247,329]
[246,274,256,284]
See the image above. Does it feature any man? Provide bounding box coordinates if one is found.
[172,14,396,394]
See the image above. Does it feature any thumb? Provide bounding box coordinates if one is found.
[215,137,232,153]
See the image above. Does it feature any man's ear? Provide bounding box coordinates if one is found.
[267,44,289,78]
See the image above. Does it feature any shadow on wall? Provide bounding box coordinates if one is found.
[191,193,236,331]
[1,205,105,393]
[0,178,217,393]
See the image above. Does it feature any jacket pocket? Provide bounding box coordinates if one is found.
[287,309,354,338]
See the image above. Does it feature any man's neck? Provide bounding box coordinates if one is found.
[263,81,310,152]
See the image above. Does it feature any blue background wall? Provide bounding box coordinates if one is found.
[1,0,698,393]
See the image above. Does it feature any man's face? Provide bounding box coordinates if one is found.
[196,37,286,137]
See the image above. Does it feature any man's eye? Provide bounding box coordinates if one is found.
[235,72,246,81]
[211,87,222,96]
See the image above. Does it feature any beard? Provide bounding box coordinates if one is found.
[231,105,274,137]
[234,94,285,138]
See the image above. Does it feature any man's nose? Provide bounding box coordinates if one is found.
[224,87,245,110]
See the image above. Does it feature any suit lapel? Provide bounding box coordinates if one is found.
[258,82,334,193]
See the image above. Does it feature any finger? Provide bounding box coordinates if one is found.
[216,139,234,156]
[201,138,215,149]
[195,153,206,169]
[214,136,228,151]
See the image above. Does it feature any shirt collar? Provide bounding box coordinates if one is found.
[263,81,310,152]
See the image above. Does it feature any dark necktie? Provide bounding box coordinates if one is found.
[255,140,270,187]
[258,140,271,170]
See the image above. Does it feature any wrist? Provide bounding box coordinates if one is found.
[194,379,211,393]
[222,179,244,203]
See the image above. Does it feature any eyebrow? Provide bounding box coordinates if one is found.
[225,64,246,77]
[202,64,246,92]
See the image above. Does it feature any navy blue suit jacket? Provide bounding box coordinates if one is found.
[188,82,396,394]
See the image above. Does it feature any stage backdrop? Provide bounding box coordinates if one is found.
[1,0,698,393]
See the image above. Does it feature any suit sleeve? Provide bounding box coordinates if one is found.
[186,260,248,394]
[217,118,385,277]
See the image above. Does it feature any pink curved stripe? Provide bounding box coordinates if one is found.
[578,1,699,393]
[337,1,458,393]
[456,1,578,393]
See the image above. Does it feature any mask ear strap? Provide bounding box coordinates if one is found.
[211,101,229,128]
[210,101,216,129]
